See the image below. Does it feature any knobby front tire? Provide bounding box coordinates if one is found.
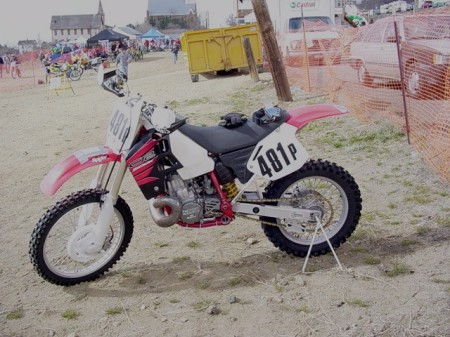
[29,189,134,286]
[261,159,362,258]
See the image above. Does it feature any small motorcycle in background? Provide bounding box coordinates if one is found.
[29,67,362,286]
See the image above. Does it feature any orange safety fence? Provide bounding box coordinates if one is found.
[283,7,450,181]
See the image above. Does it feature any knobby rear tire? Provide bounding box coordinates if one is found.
[261,159,362,258]
[29,189,134,286]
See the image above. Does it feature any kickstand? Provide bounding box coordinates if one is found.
[302,216,343,273]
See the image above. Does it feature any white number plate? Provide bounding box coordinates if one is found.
[247,123,308,180]
[105,99,141,152]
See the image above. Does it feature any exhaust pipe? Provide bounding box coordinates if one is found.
[149,197,181,227]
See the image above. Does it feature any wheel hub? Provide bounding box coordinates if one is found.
[67,225,104,262]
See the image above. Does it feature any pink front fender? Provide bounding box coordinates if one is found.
[286,104,348,129]
[40,146,122,196]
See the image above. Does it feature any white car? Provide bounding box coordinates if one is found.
[349,14,450,99]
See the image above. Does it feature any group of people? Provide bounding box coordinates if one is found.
[0,54,20,78]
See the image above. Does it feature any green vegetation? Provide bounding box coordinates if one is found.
[105,307,123,315]
[172,256,190,263]
[177,271,194,280]
[400,238,419,246]
[228,277,242,287]
[6,308,23,320]
[364,256,381,265]
[386,262,412,277]
[192,299,214,311]
[62,309,79,320]
[154,241,170,248]
[186,240,201,248]
[296,305,312,314]
[347,299,369,308]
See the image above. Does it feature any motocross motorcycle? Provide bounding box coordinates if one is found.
[29,68,362,286]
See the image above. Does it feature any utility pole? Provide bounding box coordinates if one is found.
[251,0,292,102]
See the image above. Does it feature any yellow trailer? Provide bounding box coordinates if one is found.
[180,24,263,82]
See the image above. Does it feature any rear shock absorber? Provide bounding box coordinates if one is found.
[215,162,238,199]
[222,181,238,199]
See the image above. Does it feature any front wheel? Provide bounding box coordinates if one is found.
[261,160,362,257]
[29,189,134,286]
[69,68,82,81]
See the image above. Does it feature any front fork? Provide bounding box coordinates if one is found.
[75,158,128,250]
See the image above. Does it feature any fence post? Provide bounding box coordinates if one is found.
[251,0,293,102]
[394,21,411,145]
[243,37,260,82]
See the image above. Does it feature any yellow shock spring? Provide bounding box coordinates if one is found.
[222,181,238,199]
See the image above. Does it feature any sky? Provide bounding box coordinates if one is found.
[0,0,148,46]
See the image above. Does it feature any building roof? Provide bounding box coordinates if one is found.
[18,40,37,45]
[117,26,142,35]
[148,0,196,15]
[50,14,103,30]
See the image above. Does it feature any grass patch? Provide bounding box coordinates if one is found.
[172,256,190,263]
[387,202,398,209]
[228,277,242,287]
[403,186,433,205]
[192,299,214,312]
[400,238,419,247]
[364,256,381,265]
[435,215,450,226]
[350,246,368,253]
[154,241,170,248]
[416,226,430,235]
[303,265,319,273]
[61,309,79,320]
[385,262,412,277]
[195,283,210,290]
[347,299,369,308]
[295,305,312,314]
[106,307,123,316]
[169,298,180,303]
[432,278,450,284]
[177,271,194,280]
[186,240,201,249]
[6,308,23,320]
[185,97,211,106]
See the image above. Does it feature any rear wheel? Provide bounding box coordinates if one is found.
[261,160,362,257]
[29,189,134,286]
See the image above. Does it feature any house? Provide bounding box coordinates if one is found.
[147,0,199,30]
[18,40,37,54]
[148,0,196,15]
[50,1,105,43]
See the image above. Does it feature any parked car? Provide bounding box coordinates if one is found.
[349,15,450,98]
[421,1,433,8]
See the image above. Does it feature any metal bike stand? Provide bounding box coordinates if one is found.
[302,216,343,273]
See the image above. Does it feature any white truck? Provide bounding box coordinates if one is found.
[266,0,341,66]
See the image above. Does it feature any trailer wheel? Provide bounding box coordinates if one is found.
[191,74,199,82]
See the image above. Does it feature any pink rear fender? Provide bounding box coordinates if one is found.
[286,104,348,129]
[40,146,122,196]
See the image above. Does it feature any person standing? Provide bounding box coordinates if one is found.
[4,54,10,74]
[171,44,179,64]
[0,55,4,77]
[115,44,131,80]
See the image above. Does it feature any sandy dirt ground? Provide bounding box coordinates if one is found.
[0,52,449,337]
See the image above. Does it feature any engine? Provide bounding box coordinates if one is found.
[149,174,221,227]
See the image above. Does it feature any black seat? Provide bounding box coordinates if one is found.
[178,110,289,154]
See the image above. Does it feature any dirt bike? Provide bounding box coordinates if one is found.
[44,61,83,82]
[29,67,362,286]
